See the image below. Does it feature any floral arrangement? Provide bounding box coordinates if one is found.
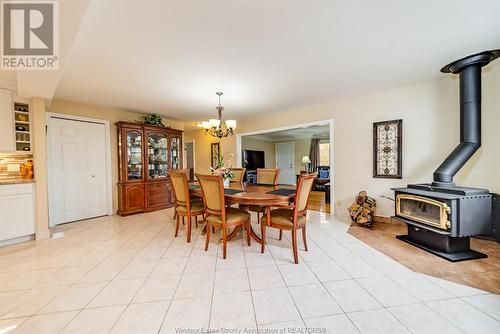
[211,154,234,181]
[137,114,166,127]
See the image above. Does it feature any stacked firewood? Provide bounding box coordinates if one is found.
[348,191,376,228]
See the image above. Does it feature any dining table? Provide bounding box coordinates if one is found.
[189,182,296,244]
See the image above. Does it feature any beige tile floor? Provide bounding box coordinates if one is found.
[0,209,499,333]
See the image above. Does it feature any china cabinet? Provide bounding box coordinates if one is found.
[116,121,183,216]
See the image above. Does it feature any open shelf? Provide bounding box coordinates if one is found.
[13,102,31,152]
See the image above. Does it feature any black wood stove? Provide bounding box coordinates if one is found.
[393,49,500,262]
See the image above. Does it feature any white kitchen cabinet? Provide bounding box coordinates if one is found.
[0,183,35,244]
[0,88,14,152]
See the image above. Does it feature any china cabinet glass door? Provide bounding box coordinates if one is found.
[148,133,169,179]
[170,135,180,169]
[126,131,143,180]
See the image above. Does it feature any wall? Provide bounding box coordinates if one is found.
[241,137,276,168]
[186,64,500,217]
[32,97,49,238]
[183,130,233,174]
[46,98,183,213]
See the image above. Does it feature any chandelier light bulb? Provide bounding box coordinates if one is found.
[225,120,237,130]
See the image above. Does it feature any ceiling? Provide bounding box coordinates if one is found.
[54,0,500,124]
[246,125,329,142]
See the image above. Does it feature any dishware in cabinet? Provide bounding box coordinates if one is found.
[169,131,182,170]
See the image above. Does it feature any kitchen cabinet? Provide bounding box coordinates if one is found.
[0,183,35,244]
[0,88,14,152]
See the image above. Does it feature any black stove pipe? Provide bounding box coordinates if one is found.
[432,50,500,187]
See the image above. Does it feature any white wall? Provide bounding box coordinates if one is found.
[210,64,500,217]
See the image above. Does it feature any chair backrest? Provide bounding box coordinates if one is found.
[175,168,191,181]
[169,171,190,208]
[229,168,246,183]
[294,173,317,214]
[196,173,225,217]
[257,168,280,185]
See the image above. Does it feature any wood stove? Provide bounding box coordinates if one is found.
[393,50,500,262]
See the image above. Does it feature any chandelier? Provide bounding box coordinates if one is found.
[200,92,236,138]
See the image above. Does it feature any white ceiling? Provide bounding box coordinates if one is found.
[246,125,329,142]
[54,0,500,124]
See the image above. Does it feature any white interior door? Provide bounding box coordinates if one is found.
[49,117,108,225]
[276,142,294,185]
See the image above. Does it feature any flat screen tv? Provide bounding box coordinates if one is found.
[243,150,265,170]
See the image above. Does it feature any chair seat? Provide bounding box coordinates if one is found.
[176,200,205,215]
[260,208,306,229]
[207,207,251,225]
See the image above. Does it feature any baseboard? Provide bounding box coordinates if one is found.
[0,234,35,247]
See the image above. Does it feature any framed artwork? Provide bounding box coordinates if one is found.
[211,142,220,168]
[373,119,402,178]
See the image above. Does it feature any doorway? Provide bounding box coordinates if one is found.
[47,114,112,226]
[237,119,334,214]
[185,140,195,180]
[276,142,294,185]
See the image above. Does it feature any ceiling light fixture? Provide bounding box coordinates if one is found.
[201,92,236,138]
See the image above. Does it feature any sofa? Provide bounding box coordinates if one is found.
[314,166,330,191]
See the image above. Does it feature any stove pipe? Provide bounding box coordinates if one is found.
[432,49,500,187]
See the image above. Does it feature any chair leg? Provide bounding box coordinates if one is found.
[279,229,283,241]
[174,215,180,237]
[246,219,251,246]
[260,219,266,253]
[302,226,308,251]
[291,228,299,264]
[182,217,185,225]
[205,223,211,251]
[187,214,192,243]
[195,216,198,228]
[222,228,227,259]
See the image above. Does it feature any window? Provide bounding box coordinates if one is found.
[319,142,330,166]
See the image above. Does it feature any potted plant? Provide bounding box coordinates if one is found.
[211,154,234,187]
[137,114,167,127]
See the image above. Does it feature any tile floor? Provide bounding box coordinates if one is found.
[0,209,499,333]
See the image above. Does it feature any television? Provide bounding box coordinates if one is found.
[243,150,265,170]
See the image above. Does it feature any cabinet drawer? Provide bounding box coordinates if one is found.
[0,183,33,196]
[146,182,170,208]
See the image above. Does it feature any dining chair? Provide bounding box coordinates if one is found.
[170,171,205,243]
[172,169,193,220]
[257,168,280,185]
[260,172,317,264]
[196,173,251,259]
[229,167,246,184]
[245,168,281,222]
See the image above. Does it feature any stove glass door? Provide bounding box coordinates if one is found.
[396,194,450,230]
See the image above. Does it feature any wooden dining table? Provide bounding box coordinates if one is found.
[189,182,296,244]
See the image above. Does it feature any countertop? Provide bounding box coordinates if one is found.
[0,178,35,185]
